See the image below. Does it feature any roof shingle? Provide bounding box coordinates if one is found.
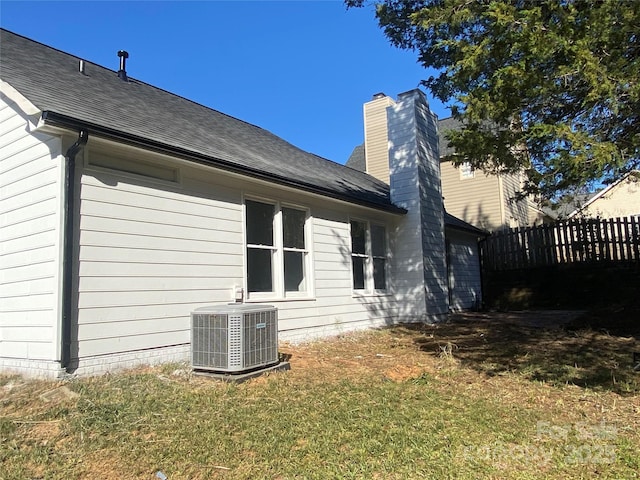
[0,29,404,214]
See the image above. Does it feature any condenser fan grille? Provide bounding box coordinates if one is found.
[191,305,278,373]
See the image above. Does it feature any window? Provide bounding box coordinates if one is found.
[246,200,276,293]
[282,207,307,292]
[371,225,387,290]
[351,220,367,290]
[350,220,387,292]
[459,161,474,179]
[245,199,309,298]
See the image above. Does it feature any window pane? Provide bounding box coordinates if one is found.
[284,251,305,292]
[460,161,474,179]
[283,208,306,249]
[373,258,386,290]
[371,225,386,257]
[246,200,274,246]
[350,221,366,255]
[247,248,273,292]
[352,256,365,290]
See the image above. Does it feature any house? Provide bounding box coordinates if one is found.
[437,116,550,230]
[568,170,640,220]
[0,29,480,378]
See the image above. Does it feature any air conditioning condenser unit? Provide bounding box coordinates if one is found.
[191,304,278,373]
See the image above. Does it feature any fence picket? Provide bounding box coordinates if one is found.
[481,216,638,271]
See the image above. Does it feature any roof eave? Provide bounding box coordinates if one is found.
[41,111,407,215]
[445,223,489,237]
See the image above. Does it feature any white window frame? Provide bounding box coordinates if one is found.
[459,161,475,179]
[350,219,388,294]
[244,196,312,301]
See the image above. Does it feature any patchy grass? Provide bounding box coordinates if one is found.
[1,313,639,479]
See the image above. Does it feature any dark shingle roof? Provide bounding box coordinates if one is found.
[0,29,404,214]
[437,117,462,158]
[444,212,488,236]
[345,143,366,172]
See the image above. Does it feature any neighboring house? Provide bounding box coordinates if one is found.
[568,170,640,219]
[1,30,468,378]
[437,116,550,230]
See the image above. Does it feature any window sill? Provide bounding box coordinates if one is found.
[244,296,317,303]
[352,291,393,299]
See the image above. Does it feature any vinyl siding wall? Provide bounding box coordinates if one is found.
[363,96,395,184]
[580,175,640,219]
[500,170,529,227]
[446,230,482,310]
[0,98,63,376]
[389,90,449,321]
[440,160,503,231]
[75,161,244,362]
[72,142,402,373]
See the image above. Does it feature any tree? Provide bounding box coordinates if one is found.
[347,0,640,199]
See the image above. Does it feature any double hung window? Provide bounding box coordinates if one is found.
[350,220,387,292]
[245,199,309,298]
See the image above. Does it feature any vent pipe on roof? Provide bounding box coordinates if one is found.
[117,50,129,81]
[78,59,86,75]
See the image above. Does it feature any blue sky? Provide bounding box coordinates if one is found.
[0,1,448,164]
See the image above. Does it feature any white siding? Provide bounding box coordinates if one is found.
[0,97,62,375]
[75,160,244,360]
[389,90,448,321]
[72,146,402,371]
[446,230,482,310]
[277,209,400,342]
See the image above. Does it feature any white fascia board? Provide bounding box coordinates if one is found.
[0,79,41,116]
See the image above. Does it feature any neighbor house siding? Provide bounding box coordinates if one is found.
[440,160,502,230]
[579,175,640,219]
[500,171,529,227]
[0,98,63,375]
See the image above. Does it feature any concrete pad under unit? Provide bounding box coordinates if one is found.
[193,361,291,383]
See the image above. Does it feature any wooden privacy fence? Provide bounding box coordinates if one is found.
[480,216,640,271]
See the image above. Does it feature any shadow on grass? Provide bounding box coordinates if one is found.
[398,310,639,395]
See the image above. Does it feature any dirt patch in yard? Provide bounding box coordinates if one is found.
[406,310,639,394]
[278,309,639,396]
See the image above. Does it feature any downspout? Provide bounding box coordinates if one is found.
[61,129,88,373]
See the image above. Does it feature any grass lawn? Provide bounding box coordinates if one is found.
[1,312,639,479]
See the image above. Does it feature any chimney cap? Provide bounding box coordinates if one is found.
[372,92,387,100]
